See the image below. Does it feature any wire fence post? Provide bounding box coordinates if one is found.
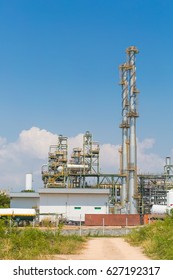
[103,218,105,236]
[125,216,128,235]
[79,214,82,236]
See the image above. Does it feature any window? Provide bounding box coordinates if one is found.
[94,207,101,210]
[74,207,81,210]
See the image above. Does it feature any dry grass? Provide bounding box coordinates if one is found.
[0,220,86,260]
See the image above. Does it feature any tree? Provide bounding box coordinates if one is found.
[0,192,10,208]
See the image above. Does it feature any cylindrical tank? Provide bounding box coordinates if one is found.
[0,208,36,216]
[167,189,173,207]
[150,204,167,214]
[166,206,173,216]
[166,157,171,166]
[25,173,33,191]
[57,166,63,173]
[67,164,89,170]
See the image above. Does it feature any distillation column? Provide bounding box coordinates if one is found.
[126,46,139,214]
[119,63,129,207]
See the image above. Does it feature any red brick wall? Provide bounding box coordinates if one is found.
[85,214,141,226]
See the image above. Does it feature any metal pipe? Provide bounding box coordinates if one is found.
[126,46,139,214]
[119,63,129,206]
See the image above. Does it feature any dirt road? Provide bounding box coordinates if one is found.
[54,238,150,260]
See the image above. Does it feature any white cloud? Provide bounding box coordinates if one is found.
[137,138,164,173]
[0,127,167,192]
[137,138,155,151]
[0,127,57,191]
[17,127,58,159]
[99,143,120,173]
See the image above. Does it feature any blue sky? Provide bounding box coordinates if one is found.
[0,0,173,190]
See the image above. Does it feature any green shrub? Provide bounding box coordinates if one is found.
[0,192,10,208]
[0,226,86,260]
[125,217,173,259]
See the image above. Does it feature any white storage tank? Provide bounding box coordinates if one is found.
[166,206,173,216]
[167,189,173,207]
[166,156,171,166]
[25,173,33,191]
[150,204,167,214]
[0,208,36,216]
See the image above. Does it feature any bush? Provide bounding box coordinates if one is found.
[0,226,86,260]
[0,192,10,208]
[125,217,173,259]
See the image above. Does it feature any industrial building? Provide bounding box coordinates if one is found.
[10,177,110,223]
[9,46,173,224]
[39,188,109,222]
[10,192,39,209]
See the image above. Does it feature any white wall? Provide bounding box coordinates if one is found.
[10,197,39,209]
[39,192,109,222]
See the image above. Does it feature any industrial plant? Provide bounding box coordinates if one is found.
[8,46,173,225]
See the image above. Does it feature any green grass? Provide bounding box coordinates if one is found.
[125,216,173,260]
[0,220,86,260]
[3,216,173,260]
